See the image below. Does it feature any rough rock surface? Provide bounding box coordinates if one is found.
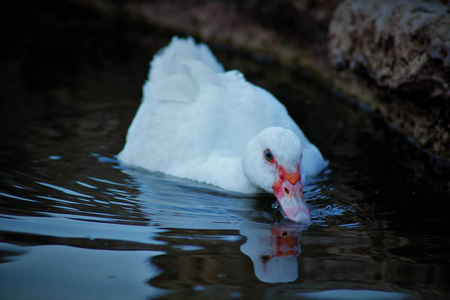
[329,0,450,98]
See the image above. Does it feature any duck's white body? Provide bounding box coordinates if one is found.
[119,37,327,222]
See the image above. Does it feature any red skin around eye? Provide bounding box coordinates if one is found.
[266,150,310,223]
[264,149,302,197]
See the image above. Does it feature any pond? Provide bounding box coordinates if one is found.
[1,4,449,300]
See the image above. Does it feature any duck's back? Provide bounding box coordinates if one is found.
[119,37,326,192]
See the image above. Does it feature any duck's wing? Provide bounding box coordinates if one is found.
[119,38,226,172]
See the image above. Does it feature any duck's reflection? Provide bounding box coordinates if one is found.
[240,222,304,283]
[120,166,307,284]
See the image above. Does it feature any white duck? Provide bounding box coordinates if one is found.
[119,37,327,223]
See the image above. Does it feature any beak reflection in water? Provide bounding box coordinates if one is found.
[240,222,304,283]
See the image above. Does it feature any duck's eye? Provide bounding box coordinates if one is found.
[260,255,271,263]
[264,149,274,162]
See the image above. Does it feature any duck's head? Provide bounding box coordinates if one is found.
[242,127,311,223]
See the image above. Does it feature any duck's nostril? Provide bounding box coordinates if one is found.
[284,187,290,195]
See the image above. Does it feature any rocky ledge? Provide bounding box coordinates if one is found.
[329,0,449,158]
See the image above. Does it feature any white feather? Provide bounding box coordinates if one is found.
[119,37,327,193]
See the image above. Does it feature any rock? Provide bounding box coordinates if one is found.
[329,0,450,98]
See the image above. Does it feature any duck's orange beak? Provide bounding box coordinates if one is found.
[273,165,311,223]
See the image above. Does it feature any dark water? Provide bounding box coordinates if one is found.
[1,4,450,300]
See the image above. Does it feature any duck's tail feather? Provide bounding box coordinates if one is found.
[149,36,224,83]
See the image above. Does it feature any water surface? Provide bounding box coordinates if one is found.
[1,4,449,299]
